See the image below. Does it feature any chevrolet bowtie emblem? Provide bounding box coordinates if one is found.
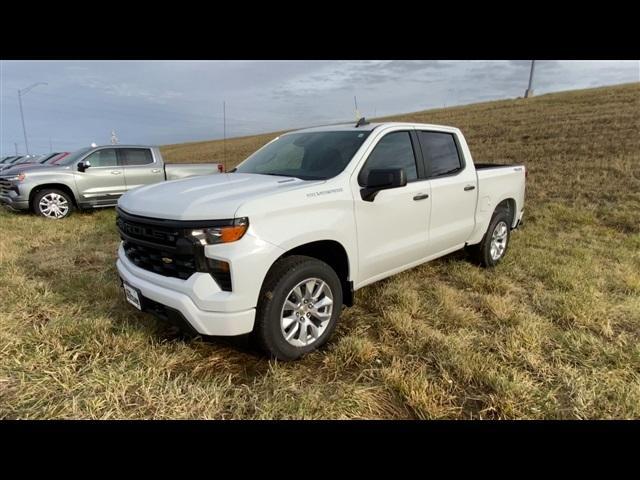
[161,257,173,264]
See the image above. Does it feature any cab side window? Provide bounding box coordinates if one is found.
[120,148,154,166]
[417,131,462,177]
[358,131,418,185]
[83,149,118,168]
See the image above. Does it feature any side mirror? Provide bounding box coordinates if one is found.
[360,168,407,201]
[77,160,91,172]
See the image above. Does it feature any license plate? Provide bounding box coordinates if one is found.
[123,282,142,310]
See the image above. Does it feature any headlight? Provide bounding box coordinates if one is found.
[190,217,249,245]
[6,173,25,182]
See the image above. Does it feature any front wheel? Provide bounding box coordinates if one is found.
[253,255,343,360]
[32,188,75,219]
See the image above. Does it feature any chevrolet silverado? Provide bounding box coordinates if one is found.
[0,145,223,218]
[116,122,526,360]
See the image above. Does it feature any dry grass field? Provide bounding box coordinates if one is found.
[1,83,639,419]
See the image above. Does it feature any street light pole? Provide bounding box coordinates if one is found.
[18,90,28,154]
[17,82,47,155]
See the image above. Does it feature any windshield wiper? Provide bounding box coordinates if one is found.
[260,173,298,179]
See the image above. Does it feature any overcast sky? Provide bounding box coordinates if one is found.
[0,60,638,156]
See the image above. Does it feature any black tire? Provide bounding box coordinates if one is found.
[253,255,343,361]
[32,188,75,219]
[470,207,512,267]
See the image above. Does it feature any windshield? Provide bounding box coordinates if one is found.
[19,156,40,164]
[59,147,93,166]
[234,131,371,180]
[38,153,58,163]
[46,153,65,164]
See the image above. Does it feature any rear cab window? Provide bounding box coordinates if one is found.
[417,131,463,178]
[119,148,154,166]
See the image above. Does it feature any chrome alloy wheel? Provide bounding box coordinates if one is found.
[280,277,334,347]
[39,193,69,219]
[490,220,508,261]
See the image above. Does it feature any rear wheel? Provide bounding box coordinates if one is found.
[471,208,511,267]
[253,255,343,360]
[32,188,75,219]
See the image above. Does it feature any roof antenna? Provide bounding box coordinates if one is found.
[355,117,369,128]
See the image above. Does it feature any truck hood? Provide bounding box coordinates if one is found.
[0,163,69,177]
[0,163,55,176]
[117,173,323,220]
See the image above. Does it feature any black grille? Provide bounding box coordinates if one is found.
[0,178,13,198]
[116,208,233,290]
[123,241,197,280]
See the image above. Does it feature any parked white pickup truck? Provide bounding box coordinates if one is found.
[116,121,526,359]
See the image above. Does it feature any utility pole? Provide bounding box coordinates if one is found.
[354,96,361,120]
[525,60,536,98]
[14,143,18,155]
[223,101,227,172]
[17,82,47,155]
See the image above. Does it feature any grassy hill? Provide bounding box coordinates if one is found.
[1,83,638,418]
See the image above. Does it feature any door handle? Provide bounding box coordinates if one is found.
[110,170,122,175]
[151,169,161,173]
[413,193,430,201]
[464,185,475,191]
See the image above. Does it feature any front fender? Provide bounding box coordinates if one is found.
[22,173,80,206]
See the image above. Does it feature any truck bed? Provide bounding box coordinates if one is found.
[475,163,526,230]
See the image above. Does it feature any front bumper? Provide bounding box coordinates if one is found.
[117,250,256,336]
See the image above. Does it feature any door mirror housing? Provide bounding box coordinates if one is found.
[77,160,91,172]
[360,168,407,201]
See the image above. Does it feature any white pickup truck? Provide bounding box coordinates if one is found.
[116,121,526,360]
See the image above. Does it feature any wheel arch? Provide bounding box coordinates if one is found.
[29,183,79,211]
[267,239,354,307]
[495,197,517,228]
[467,196,518,246]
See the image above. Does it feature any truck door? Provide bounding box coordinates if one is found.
[74,147,125,206]
[120,148,164,191]
[416,130,477,256]
[353,130,432,285]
